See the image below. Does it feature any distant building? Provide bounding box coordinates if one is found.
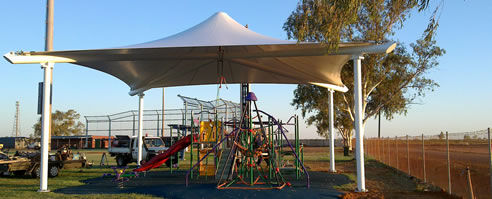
[51,135,114,149]
[0,137,29,149]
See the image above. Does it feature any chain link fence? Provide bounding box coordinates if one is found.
[366,128,492,199]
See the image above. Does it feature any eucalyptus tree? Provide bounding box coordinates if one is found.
[285,0,445,149]
[33,109,85,137]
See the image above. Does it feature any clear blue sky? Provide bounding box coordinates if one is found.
[0,1,490,139]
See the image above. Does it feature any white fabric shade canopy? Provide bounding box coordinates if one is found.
[4,12,395,95]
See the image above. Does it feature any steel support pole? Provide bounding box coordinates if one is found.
[388,137,391,166]
[39,62,53,192]
[132,114,136,136]
[396,136,399,170]
[406,135,410,175]
[85,118,88,148]
[162,88,165,137]
[422,134,426,183]
[328,89,336,172]
[39,0,54,193]
[45,0,54,52]
[156,111,160,137]
[137,93,145,166]
[45,0,54,154]
[446,131,451,194]
[382,137,385,163]
[108,117,111,150]
[352,55,366,192]
[488,128,492,198]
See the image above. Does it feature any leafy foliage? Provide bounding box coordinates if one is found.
[284,0,432,49]
[33,109,85,137]
[287,0,444,146]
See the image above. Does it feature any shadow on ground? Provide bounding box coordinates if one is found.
[55,170,350,199]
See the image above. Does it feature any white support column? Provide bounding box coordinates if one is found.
[137,93,145,166]
[328,88,336,172]
[39,62,53,192]
[352,55,366,192]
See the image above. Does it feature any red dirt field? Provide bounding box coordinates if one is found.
[302,147,459,199]
[366,139,491,199]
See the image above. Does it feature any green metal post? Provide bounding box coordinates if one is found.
[190,111,194,179]
[301,144,304,171]
[215,108,218,171]
[177,128,180,171]
[268,117,272,180]
[170,126,173,173]
[197,121,200,177]
[249,103,253,186]
[296,115,299,179]
[279,120,283,166]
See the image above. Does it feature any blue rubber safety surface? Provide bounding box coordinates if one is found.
[55,170,350,199]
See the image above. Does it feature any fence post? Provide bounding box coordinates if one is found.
[446,131,451,195]
[108,116,112,150]
[381,137,386,163]
[132,114,136,136]
[368,138,374,157]
[388,137,391,166]
[407,134,410,175]
[488,127,491,198]
[422,134,426,183]
[466,166,474,199]
[156,113,160,137]
[396,136,399,170]
[378,137,381,161]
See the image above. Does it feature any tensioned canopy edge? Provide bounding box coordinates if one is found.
[3,12,396,95]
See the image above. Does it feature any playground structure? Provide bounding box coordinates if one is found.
[127,91,308,190]
[102,166,139,188]
[183,92,308,189]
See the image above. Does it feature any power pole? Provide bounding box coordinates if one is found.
[12,101,20,137]
[46,0,54,151]
[39,0,54,193]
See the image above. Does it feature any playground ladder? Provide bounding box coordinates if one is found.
[215,146,234,181]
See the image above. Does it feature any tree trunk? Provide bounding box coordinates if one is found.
[348,133,353,151]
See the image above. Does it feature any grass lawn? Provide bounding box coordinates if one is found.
[0,147,454,198]
[0,148,216,199]
[0,167,160,199]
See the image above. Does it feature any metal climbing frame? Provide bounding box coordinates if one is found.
[186,92,308,189]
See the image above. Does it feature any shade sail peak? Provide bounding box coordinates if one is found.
[124,12,294,49]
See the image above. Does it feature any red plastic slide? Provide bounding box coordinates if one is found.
[134,134,196,172]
